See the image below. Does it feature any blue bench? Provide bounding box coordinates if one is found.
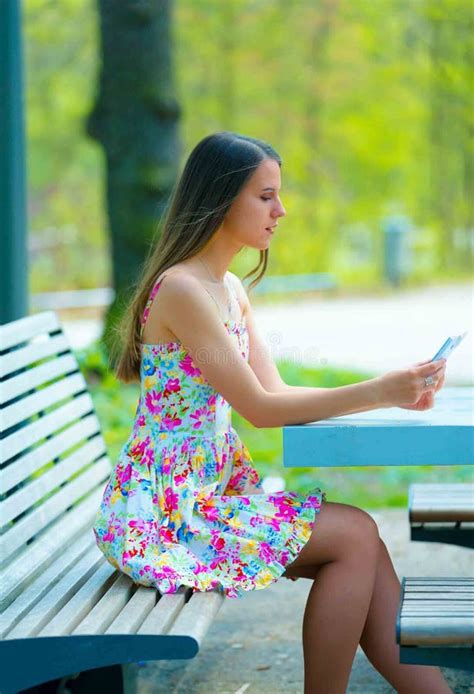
[396,483,474,671]
[397,578,474,671]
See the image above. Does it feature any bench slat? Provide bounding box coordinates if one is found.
[405,584,474,600]
[7,544,105,639]
[0,414,102,494]
[0,333,70,379]
[410,483,473,493]
[105,586,158,635]
[411,510,474,522]
[403,600,474,621]
[39,562,119,637]
[1,354,78,402]
[2,372,87,430]
[0,311,60,352]
[1,393,94,463]
[2,437,106,523]
[409,483,474,523]
[405,578,474,585]
[0,531,95,638]
[73,574,136,636]
[137,588,190,635]
[403,600,474,609]
[412,493,474,500]
[400,619,474,645]
[168,590,224,647]
[0,456,110,561]
[404,595,474,602]
[0,488,102,608]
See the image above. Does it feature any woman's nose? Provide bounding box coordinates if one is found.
[273,200,286,218]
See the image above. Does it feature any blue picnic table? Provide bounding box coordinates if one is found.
[283,387,474,468]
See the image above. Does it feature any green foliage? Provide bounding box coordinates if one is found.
[25,0,473,293]
[77,342,472,510]
[24,0,108,291]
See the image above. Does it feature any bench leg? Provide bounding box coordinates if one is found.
[19,666,124,694]
[121,663,146,694]
[400,645,474,672]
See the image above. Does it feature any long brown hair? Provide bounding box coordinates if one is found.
[115,131,281,383]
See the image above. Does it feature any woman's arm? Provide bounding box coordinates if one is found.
[234,275,378,415]
[280,385,379,415]
[151,273,444,428]
[231,274,444,419]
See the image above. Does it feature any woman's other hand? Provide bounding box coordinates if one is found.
[375,359,447,410]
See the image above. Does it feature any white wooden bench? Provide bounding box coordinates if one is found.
[409,483,474,549]
[0,311,224,693]
[397,577,474,671]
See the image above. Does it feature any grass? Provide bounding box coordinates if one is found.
[77,343,471,510]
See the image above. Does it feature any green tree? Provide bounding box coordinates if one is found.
[423,0,473,270]
[87,0,181,348]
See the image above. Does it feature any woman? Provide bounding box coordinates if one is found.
[93,132,451,693]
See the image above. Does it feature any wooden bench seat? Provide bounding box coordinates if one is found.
[0,311,224,693]
[397,577,474,671]
[409,483,474,548]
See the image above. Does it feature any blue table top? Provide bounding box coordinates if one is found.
[283,387,474,468]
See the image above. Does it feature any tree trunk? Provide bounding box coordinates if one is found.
[304,0,339,271]
[87,0,181,350]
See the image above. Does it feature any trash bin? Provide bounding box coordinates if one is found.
[382,215,412,287]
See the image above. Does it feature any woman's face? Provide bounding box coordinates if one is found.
[221,158,286,250]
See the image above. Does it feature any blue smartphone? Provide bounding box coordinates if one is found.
[431,332,467,361]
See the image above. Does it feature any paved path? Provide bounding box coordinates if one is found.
[64,283,473,385]
[124,509,473,693]
[253,283,473,385]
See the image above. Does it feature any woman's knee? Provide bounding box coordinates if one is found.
[347,504,380,543]
[289,501,380,569]
[331,503,380,560]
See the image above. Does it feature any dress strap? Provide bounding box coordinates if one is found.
[140,274,167,338]
[226,275,241,313]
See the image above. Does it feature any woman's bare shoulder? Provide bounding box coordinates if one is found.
[155,266,206,301]
[142,265,208,344]
[155,263,199,285]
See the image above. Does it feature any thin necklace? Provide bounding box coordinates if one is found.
[198,255,223,284]
[197,256,233,317]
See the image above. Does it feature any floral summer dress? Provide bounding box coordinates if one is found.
[93,273,326,598]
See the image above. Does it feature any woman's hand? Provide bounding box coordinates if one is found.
[399,359,446,411]
[375,359,447,410]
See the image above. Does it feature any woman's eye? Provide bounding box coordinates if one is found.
[261,197,272,202]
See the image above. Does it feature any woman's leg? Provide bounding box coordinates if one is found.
[358,538,452,693]
[284,501,381,693]
[283,502,452,694]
